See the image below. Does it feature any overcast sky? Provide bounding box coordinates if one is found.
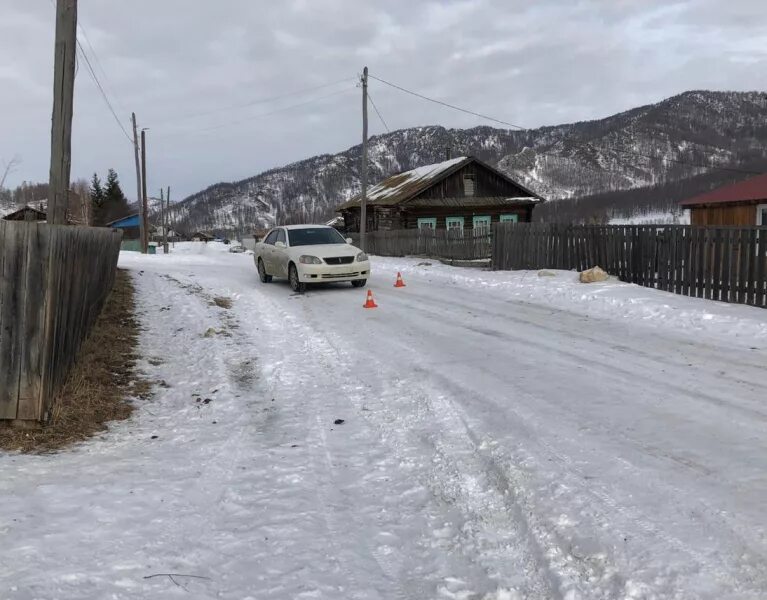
[1,0,766,200]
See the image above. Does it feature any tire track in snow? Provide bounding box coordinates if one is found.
[264,294,560,599]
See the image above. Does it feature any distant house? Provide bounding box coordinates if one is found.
[3,206,47,222]
[191,231,214,242]
[680,174,767,226]
[150,225,182,243]
[336,156,543,233]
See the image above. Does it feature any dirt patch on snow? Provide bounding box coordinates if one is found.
[0,269,151,453]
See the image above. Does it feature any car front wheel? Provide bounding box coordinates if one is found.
[351,279,367,288]
[257,258,272,283]
[289,263,306,293]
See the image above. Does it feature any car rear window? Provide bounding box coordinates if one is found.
[288,227,346,246]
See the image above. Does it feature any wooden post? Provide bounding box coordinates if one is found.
[167,186,173,248]
[131,113,144,252]
[48,0,77,225]
[140,128,149,253]
[360,66,368,252]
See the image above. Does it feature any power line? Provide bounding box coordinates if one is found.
[371,72,764,177]
[604,146,763,176]
[76,40,133,143]
[163,77,358,124]
[157,87,357,138]
[368,73,527,131]
[75,19,129,117]
[367,91,390,133]
[47,0,132,143]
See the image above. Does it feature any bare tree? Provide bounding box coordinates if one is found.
[0,155,21,189]
[70,178,92,225]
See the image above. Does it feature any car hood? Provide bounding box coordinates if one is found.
[289,244,362,258]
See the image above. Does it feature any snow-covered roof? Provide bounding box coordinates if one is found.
[336,156,543,211]
[337,156,470,210]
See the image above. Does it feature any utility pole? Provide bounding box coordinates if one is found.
[166,186,173,248]
[360,66,368,252]
[48,0,77,225]
[140,128,149,253]
[159,188,167,253]
[131,113,144,250]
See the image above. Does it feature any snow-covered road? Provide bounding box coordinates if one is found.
[2,243,766,600]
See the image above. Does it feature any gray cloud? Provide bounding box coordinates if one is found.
[1,0,766,200]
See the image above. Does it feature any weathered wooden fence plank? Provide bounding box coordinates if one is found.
[490,223,766,309]
[0,222,122,426]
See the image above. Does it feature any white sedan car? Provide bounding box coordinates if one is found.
[254,225,370,293]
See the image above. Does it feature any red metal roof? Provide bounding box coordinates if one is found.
[680,173,767,206]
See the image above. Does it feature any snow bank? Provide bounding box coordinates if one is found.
[371,257,767,349]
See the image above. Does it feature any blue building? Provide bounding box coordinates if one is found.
[107,214,155,253]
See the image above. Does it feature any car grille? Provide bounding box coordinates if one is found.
[321,272,359,279]
[324,256,354,265]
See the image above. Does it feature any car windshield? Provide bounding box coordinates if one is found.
[288,227,346,246]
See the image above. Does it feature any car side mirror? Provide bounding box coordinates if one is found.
[275,241,286,248]
[345,237,353,244]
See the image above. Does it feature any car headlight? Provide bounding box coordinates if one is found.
[356,252,368,262]
[299,255,322,264]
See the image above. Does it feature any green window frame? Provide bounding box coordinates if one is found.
[446,216,465,231]
[417,217,437,230]
[472,215,491,229]
[500,214,519,223]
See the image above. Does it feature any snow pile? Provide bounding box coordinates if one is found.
[609,210,690,225]
[372,257,767,349]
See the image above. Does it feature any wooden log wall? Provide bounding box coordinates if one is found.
[0,222,123,426]
[492,223,767,308]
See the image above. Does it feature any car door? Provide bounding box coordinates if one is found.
[273,228,289,278]
[261,229,278,272]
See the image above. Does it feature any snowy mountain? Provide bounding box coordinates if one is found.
[171,91,767,234]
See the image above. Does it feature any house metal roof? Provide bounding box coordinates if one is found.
[680,173,767,207]
[336,156,542,211]
[106,213,140,228]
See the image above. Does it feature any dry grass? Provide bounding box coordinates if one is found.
[0,269,150,453]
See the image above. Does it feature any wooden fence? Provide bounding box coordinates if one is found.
[492,223,767,307]
[0,221,123,427]
[351,228,492,261]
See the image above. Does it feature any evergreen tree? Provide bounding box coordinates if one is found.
[104,168,127,204]
[93,169,131,226]
[90,172,104,207]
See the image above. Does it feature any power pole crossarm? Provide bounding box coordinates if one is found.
[48,0,77,225]
[360,66,368,252]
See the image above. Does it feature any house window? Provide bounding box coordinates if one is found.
[757,204,767,226]
[417,217,437,230]
[446,216,464,236]
[463,174,475,197]
[472,215,491,230]
[500,214,519,223]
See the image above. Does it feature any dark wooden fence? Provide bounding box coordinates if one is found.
[0,222,123,427]
[492,223,767,307]
[352,228,492,260]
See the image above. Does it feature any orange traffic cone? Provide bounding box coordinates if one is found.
[393,272,406,288]
[363,289,378,309]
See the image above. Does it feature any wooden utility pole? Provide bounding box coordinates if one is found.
[360,66,368,252]
[166,186,173,248]
[140,128,149,253]
[131,113,144,251]
[48,0,78,225]
[159,188,167,253]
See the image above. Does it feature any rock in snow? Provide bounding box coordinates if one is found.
[579,266,609,283]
